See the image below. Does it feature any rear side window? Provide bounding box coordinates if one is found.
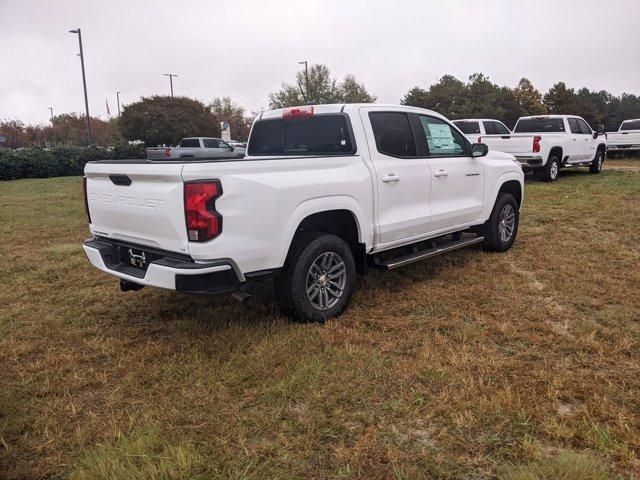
[180,139,200,148]
[453,121,480,135]
[369,112,417,157]
[620,120,640,130]
[483,121,498,135]
[202,139,220,148]
[514,118,565,133]
[248,114,354,156]
[494,122,510,135]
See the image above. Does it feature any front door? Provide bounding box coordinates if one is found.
[361,108,432,244]
[415,114,485,232]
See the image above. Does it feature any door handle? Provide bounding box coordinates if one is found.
[382,174,400,183]
[434,169,448,177]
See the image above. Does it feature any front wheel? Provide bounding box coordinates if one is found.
[481,193,519,252]
[274,233,356,322]
[589,149,604,174]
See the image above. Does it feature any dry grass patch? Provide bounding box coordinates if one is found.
[1,161,639,479]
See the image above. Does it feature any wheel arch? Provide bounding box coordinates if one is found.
[277,199,371,273]
[548,146,563,163]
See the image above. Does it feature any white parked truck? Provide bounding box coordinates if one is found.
[606,119,640,153]
[452,118,512,144]
[464,115,606,182]
[146,137,245,160]
[83,104,524,322]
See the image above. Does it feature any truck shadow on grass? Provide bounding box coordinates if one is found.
[101,246,480,336]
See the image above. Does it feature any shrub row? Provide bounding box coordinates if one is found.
[0,144,146,181]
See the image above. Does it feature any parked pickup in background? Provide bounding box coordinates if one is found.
[146,137,246,160]
[452,118,512,144]
[606,119,640,153]
[82,104,524,322]
[457,115,606,182]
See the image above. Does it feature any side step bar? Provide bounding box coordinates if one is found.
[374,236,484,270]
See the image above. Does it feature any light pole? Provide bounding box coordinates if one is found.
[116,91,122,117]
[164,73,178,97]
[298,60,309,104]
[49,107,56,146]
[69,28,92,145]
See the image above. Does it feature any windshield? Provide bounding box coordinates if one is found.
[514,118,565,133]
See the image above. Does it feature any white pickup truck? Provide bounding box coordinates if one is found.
[456,115,606,182]
[82,104,524,322]
[606,119,640,153]
[146,137,246,160]
[452,118,512,144]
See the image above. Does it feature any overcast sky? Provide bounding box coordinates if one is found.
[1,0,639,125]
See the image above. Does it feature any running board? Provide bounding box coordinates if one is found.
[374,236,484,270]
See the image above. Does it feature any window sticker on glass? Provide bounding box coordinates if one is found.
[427,123,456,151]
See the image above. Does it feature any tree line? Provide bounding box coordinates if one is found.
[2,65,639,149]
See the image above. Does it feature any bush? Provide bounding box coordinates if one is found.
[0,144,146,181]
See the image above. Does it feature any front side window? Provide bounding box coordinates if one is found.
[202,139,220,148]
[577,119,592,135]
[568,118,581,134]
[453,121,480,135]
[621,120,640,130]
[419,115,466,157]
[514,118,565,133]
[369,112,417,157]
[248,114,354,156]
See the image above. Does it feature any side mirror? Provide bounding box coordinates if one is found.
[596,124,605,135]
[229,146,235,151]
[471,143,488,158]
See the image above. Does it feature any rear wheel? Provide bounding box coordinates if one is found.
[274,233,356,322]
[589,149,604,174]
[481,193,519,252]
[540,155,560,182]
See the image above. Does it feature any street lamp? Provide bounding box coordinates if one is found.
[298,60,309,104]
[69,28,92,145]
[164,73,178,97]
[116,91,122,117]
[49,107,56,146]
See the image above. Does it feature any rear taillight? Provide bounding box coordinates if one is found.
[477,136,482,144]
[605,133,608,141]
[82,176,91,224]
[282,106,314,118]
[184,181,222,242]
[165,148,171,158]
[532,135,542,153]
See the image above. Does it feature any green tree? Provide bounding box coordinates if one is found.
[401,74,469,119]
[464,73,504,119]
[513,78,547,116]
[120,96,218,146]
[209,96,251,141]
[543,82,580,115]
[268,64,376,108]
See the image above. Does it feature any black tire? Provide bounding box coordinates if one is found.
[274,233,356,322]
[540,155,560,182]
[481,193,519,252]
[589,148,604,174]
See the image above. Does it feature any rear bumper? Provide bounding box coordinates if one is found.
[607,144,640,151]
[514,154,544,167]
[83,238,241,294]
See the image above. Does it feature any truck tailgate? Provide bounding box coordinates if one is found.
[84,161,189,254]
[482,134,533,155]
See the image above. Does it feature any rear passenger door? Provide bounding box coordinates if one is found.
[416,115,485,231]
[361,108,432,245]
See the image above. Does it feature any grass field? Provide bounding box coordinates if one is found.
[1,159,639,479]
